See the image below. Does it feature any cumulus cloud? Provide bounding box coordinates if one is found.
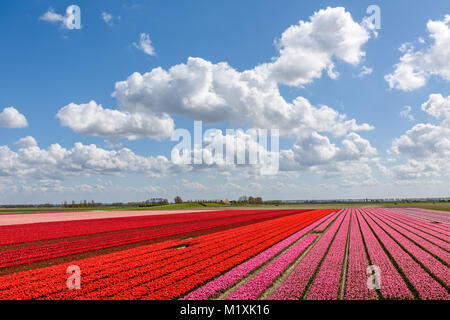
[392,94,450,158]
[14,136,37,148]
[113,57,373,137]
[133,33,156,56]
[388,94,450,180]
[385,15,450,91]
[110,8,373,138]
[54,6,375,179]
[0,107,28,128]
[0,138,184,180]
[279,132,377,173]
[358,66,373,77]
[39,7,81,29]
[270,7,370,86]
[56,101,174,140]
[57,7,373,144]
[101,12,114,26]
[39,7,65,23]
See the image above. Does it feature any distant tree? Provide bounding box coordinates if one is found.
[238,196,248,203]
[174,196,183,204]
[71,200,75,208]
[248,196,255,204]
[255,197,263,204]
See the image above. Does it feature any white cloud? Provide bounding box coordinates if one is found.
[14,136,38,148]
[57,7,373,144]
[358,65,373,77]
[421,93,450,126]
[56,101,174,140]
[399,105,414,121]
[39,7,65,23]
[389,94,450,180]
[101,12,114,26]
[0,107,28,128]
[279,132,377,173]
[0,138,185,180]
[269,7,370,87]
[385,15,450,91]
[113,57,373,137]
[392,94,450,159]
[133,33,156,56]
[39,7,80,30]
[54,6,375,179]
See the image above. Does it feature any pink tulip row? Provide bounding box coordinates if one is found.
[386,208,450,227]
[375,210,450,260]
[357,210,413,299]
[225,234,317,300]
[312,211,339,232]
[361,210,449,299]
[343,209,376,300]
[366,209,449,290]
[269,209,348,300]
[305,210,351,300]
[182,210,338,300]
[380,209,450,241]
[407,208,450,225]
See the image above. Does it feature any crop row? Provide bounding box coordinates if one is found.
[182,210,337,300]
[360,209,448,299]
[0,209,304,268]
[0,209,334,299]
[0,209,306,246]
[386,208,450,226]
[269,209,347,299]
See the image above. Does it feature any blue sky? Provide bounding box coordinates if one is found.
[0,0,449,204]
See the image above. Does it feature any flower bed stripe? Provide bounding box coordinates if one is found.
[269,210,347,300]
[305,210,351,300]
[0,210,335,300]
[225,234,317,300]
[0,210,305,268]
[361,210,448,300]
[365,209,449,289]
[343,209,376,300]
[356,210,413,299]
[181,210,336,300]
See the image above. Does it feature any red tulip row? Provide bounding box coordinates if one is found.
[0,209,334,299]
[84,210,334,300]
[0,209,305,268]
[0,209,303,246]
[136,212,333,300]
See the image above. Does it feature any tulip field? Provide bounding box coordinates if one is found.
[0,207,448,300]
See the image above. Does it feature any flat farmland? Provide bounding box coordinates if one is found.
[0,208,448,300]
